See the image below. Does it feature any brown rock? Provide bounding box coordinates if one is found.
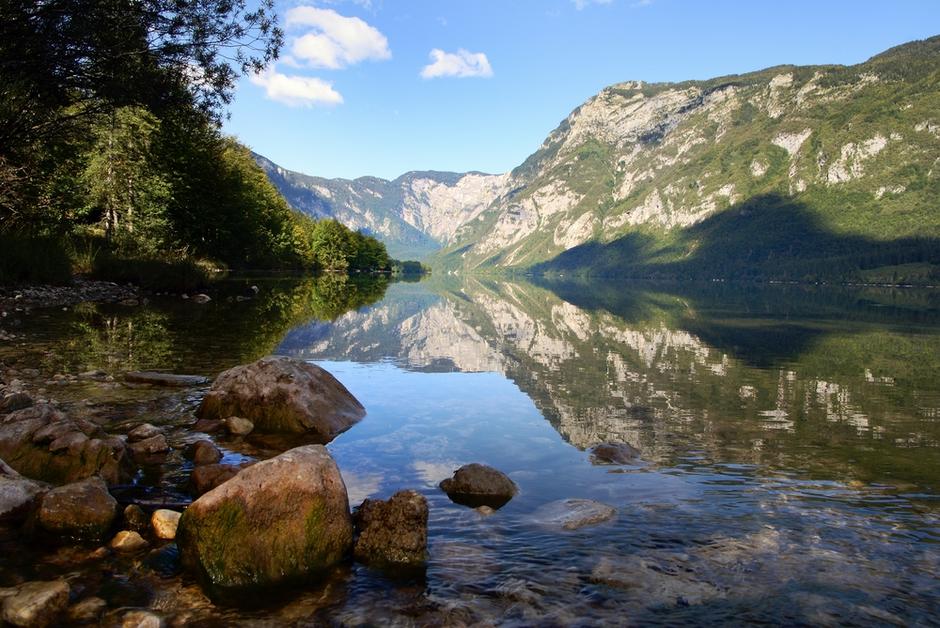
[439,464,518,509]
[177,445,352,593]
[123,504,149,533]
[127,434,169,460]
[0,404,129,485]
[191,419,223,434]
[188,464,244,497]
[223,416,253,436]
[196,356,365,438]
[110,530,148,552]
[1,580,69,627]
[185,440,221,466]
[37,477,117,541]
[120,610,163,628]
[151,509,181,540]
[127,424,162,443]
[353,490,428,569]
[67,597,107,624]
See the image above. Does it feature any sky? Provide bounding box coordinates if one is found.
[223,0,940,181]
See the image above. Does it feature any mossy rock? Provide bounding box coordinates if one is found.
[177,445,353,595]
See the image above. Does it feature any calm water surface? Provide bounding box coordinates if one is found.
[2,276,939,625]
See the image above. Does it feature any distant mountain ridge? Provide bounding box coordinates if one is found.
[259,36,940,282]
[254,153,508,260]
[431,35,940,282]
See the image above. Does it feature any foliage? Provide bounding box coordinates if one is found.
[0,234,73,284]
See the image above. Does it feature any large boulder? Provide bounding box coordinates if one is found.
[439,464,518,509]
[0,404,129,485]
[353,490,428,569]
[37,477,118,541]
[0,459,48,524]
[177,445,353,594]
[196,357,365,438]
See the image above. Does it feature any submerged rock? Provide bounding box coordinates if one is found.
[0,404,129,485]
[353,490,428,569]
[123,372,209,387]
[0,580,69,627]
[196,356,365,438]
[37,477,117,541]
[177,444,353,594]
[531,499,616,530]
[439,464,518,509]
[67,597,107,624]
[590,442,641,465]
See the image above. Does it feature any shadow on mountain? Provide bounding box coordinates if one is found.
[536,273,940,368]
[534,193,940,284]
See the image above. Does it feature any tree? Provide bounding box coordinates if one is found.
[81,107,170,255]
[0,0,282,228]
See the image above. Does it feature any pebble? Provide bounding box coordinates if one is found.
[151,509,182,540]
[110,530,148,552]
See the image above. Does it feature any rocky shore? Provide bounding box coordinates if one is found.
[0,280,139,311]
[0,335,630,625]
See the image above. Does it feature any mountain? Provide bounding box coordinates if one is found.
[254,153,509,261]
[432,36,940,282]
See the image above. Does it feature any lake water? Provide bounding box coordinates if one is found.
[2,276,939,625]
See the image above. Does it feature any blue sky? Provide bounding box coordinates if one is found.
[224,0,940,180]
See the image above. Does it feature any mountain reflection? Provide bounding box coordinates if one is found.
[278,278,940,491]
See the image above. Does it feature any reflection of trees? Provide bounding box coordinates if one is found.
[54,276,391,376]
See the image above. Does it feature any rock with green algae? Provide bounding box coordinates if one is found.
[196,356,365,438]
[176,444,353,595]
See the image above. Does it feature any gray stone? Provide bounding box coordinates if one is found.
[531,498,616,530]
[0,461,48,523]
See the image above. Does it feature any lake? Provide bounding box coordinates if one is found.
[2,276,939,625]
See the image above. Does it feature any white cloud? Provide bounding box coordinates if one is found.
[286,6,391,69]
[420,49,493,79]
[573,0,613,8]
[250,70,344,107]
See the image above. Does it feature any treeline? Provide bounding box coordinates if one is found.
[0,0,394,284]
